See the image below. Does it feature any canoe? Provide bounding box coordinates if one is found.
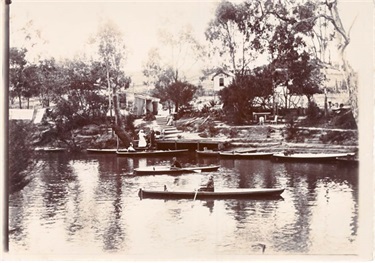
[195,150,220,156]
[138,187,285,199]
[87,148,127,153]
[116,149,189,156]
[34,147,66,152]
[272,152,355,162]
[219,152,273,159]
[133,165,220,175]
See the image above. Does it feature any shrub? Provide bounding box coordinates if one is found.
[9,121,41,193]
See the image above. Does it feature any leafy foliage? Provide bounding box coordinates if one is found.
[219,66,273,124]
[9,121,41,193]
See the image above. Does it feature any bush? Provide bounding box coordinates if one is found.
[306,101,321,121]
[9,121,41,193]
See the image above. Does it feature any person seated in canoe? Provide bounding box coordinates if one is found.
[127,142,136,152]
[199,176,214,192]
[170,157,182,169]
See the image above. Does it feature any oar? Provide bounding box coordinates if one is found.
[191,188,199,207]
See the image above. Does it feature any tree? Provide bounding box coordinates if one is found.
[167,81,197,113]
[143,25,203,113]
[9,47,28,108]
[91,19,130,123]
[90,19,132,145]
[219,66,273,124]
[53,59,109,124]
[205,0,271,76]
[37,58,65,107]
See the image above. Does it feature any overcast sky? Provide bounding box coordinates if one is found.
[9,0,373,86]
[10,1,217,75]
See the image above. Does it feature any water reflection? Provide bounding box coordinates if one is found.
[8,152,359,256]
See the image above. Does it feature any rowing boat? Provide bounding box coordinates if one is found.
[195,150,220,156]
[87,148,127,153]
[133,165,220,175]
[116,149,189,156]
[272,152,355,162]
[219,152,273,159]
[34,147,67,152]
[138,187,285,199]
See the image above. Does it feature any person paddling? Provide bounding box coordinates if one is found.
[199,176,214,192]
[170,157,182,168]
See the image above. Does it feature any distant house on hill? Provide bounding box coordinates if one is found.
[211,69,235,92]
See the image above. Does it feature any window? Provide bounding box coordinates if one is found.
[219,77,224,87]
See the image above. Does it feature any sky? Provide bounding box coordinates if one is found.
[9,0,374,87]
[10,0,218,83]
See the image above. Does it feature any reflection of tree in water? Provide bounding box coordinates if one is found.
[272,162,358,253]
[40,154,75,221]
[95,157,125,251]
[224,199,282,253]
[232,160,278,188]
[102,174,125,251]
[9,191,28,246]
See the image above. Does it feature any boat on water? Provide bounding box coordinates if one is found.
[195,149,220,156]
[196,149,257,156]
[116,149,189,157]
[138,187,285,199]
[87,148,127,153]
[133,165,220,175]
[219,152,273,159]
[272,152,355,162]
[34,147,67,152]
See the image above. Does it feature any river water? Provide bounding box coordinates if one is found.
[8,152,359,259]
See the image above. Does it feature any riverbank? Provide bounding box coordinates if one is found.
[39,114,357,154]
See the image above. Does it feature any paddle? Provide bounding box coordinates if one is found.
[191,188,199,207]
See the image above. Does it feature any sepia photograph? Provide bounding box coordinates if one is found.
[2,0,373,260]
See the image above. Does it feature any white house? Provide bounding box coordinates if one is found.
[211,69,235,92]
[125,90,160,116]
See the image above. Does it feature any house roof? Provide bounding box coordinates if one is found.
[211,69,235,80]
[133,93,160,102]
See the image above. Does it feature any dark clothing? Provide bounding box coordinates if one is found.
[171,160,182,168]
[199,178,214,192]
[150,130,156,148]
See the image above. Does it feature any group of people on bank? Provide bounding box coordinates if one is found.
[127,128,156,151]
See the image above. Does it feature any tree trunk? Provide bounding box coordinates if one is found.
[111,124,133,147]
[18,95,22,109]
[112,89,123,128]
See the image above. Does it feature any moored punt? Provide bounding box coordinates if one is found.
[272,152,355,162]
[87,148,127,153]
[219,152,273,159]
[116,149,189,157]
[138,187,285,200]
[34,147,67,152]
[133,165,220,175]
[195,150,220,156]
